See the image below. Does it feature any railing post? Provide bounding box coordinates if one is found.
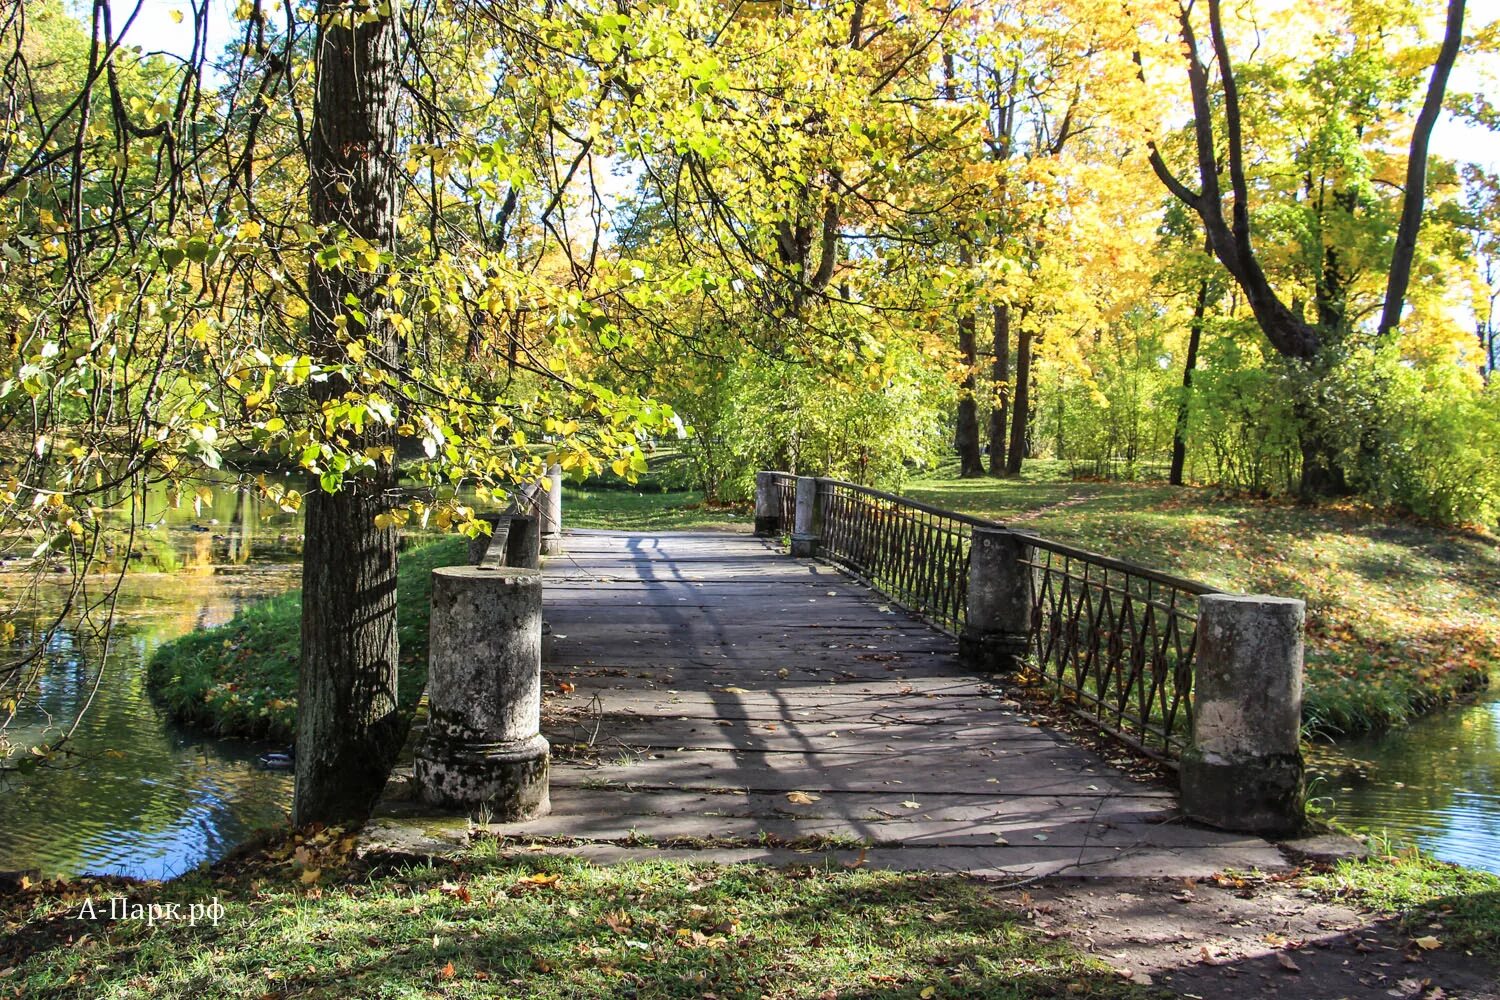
[790,476,821,557]
[415,566,550,819]
[753,471,779,537]
[960,526,1033,673]
[469,514,541,569]
[539,464,563,555]
[1180,594,1305,835]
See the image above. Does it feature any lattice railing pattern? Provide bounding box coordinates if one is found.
[814,480,998,635]
[770,473,797,536]
[1022,538,1218,759]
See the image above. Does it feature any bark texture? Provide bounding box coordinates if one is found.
[294,0,406,827]
[988,303,1010,475]
[1170,283,1209,486]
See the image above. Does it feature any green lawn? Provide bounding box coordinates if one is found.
[147,537,468,743]
[906,460,1499,736]
[563,486,748,531]
[0,851,1139,999]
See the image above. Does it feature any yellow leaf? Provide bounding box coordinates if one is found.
[1414,936,1441,950]
[300,868,321,884]
[521,872,559,886]
[785,791,821,805]
[920,988,937,999]
[169,8,184,21]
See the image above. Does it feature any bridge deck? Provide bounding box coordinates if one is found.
[477,530,1284,877]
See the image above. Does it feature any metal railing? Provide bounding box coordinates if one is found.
[755,472,1221,762]
[815,479,999,636]
[769,473,797,535]
[1023,536,1218,759]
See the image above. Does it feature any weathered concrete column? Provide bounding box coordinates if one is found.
[958,526,1034,673]
[414,566,550,819]
[501,514,541,569]
[789,476,821,558]
[468,514,541,569]
[1180,594,1305,836]
[539,465,563,556]
[753,471,780,537]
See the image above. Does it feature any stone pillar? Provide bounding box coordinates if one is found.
[468,514,540,569]
[1180,594,1305,836]
[789,476,821,558]
[414,566,550,819]
[539,464,563,556]
[502,514,540,569]
[753,471,779,537]
[959,526,1034,673]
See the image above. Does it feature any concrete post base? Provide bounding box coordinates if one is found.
[415,733,551,820]
[790,532,820,558]
[416,566,549,819]
[957,629,1029,674]
[1180,748,1303,836]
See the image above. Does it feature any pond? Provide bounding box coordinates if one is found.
[1306,692,1500,875]
[0,475,305,881]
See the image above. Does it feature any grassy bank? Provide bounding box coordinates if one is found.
[904,461,1498,737]
[147,536,467,743]
[0,852,1137,999]
[1302,848,1500,958]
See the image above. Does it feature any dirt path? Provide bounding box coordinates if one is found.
[1027,875,1496,999]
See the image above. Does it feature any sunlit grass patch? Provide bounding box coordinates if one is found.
[2,857,1142,999]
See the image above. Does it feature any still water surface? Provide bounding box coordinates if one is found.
[1306,692,1500,874]
[0,480,302,880]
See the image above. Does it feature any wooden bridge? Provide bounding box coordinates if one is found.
[471,528,1287,877]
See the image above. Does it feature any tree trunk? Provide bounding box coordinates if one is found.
[294,0,406,827]
[1170,282,1209,486]
[988,303,1009,475]
[1005,324,1032,475]
[956,305,983,477]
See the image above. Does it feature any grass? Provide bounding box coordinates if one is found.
[146,536,468,743]
[905,459,1499,737]
[0,851,1141,999]
[563,486,748,532]
[1301,847,1500,958]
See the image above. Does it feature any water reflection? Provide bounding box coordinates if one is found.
[0,567,298,880]
[1307,694,1500,874]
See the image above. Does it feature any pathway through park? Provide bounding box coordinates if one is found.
[500,529,1287,877]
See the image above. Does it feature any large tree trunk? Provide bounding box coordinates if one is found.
[294,0,406,827]
[956,305,983,477]
[988,303,1009,475]
[1170,282,1209,486]
[1005,324,1032,475]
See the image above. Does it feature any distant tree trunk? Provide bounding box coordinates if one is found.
[1005,324,1032,475]
[1378,0,1466,339]
[294,0,406,827]
[988,303,1009,475]
[956,303,983,476]
[1170,282,1209,486]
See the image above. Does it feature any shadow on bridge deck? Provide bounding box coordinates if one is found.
[466,529,1287,878]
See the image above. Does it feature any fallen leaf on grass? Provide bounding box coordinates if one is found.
[299,868,321,884]
[438,962,455,981]
[1413,936,1441,951]
[517,872,560,888]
